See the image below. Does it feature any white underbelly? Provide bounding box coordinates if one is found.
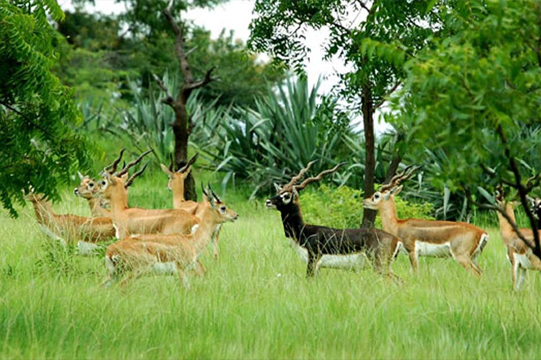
[514,253,534,270]
[415,241,452,258]
[77,241,99,256]
[288,239,370,270]
[151,262,178,275]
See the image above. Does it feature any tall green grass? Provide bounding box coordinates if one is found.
[1,170,541,360]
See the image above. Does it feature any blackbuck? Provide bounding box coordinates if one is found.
[266,162,402,279]
[103,185,238,287]
[363,166,488,276]
[25,192,115,247]
[495,189,541,290]
[74,172,110,217]
[98,150,199,239]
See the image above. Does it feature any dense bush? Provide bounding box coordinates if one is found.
[300,184,434,229]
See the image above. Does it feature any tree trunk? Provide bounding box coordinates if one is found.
[361,83,377,229]
[172,103,197,201]
[160,6,215,203]
[384,155,402,184]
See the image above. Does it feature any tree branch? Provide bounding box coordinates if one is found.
[152,74,174,106]
[374,81,402,110]
[163,6,194,86]
[464,188,537,253]
[0,101,54,137]
[496,124,541,255]
[479,163,515,186]
[184,66,217,92]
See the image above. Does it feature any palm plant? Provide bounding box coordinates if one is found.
[200,77,354,197]
[117,72,222,164]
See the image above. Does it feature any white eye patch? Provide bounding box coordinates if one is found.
[100,180,109,190]
[280,192,292,204]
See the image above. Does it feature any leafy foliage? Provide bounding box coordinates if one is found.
[0,0,92,216]
[248,0,445,227]
[53,8,285,112]
[388,0,541,251]
[200,77,354,196]
[300,184,433,229]
[390,0,541,201]
[115,74,224,164]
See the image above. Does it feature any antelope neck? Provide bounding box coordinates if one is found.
[190,207,218,251]
[379,197,399,233]
[88,197,107,216]
[31,199,54,225]
[497,203,518,240]
[172,189,186,208]
[279,202,306,239]
[109,186,129,211]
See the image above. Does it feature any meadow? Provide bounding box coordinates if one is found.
[1,172,541,360]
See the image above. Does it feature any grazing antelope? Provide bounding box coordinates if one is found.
[160,153,223,260]
[363,166,488,276]
[495,189,541,290]
[266,162,402,279]
[103,185,238,287]
[97,150,199,239]
[25,192,115,247]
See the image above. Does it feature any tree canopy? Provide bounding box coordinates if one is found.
[0,0,91,216]
[389,0,541,254]
[249,0,442,227]
[54,1,285,111]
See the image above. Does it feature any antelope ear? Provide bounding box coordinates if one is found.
[207,188,216,209]
[105,172,116,185]
[181,165,192,175]
[77,171,85,180]
[160,163,173,176]
[201,183,210,201]
[292,187,299,198]
[527,196,535,207]
[273,183,282,193]
[391,185,403,196]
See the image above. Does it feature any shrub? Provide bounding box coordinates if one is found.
[299,184,433,229]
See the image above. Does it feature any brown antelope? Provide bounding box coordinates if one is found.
[495,189,541,290]
[103,185,238,287]
[160,153,223,260]
[74,172,111,217]
[97,150,199,239]
[363,166,488,276]
[25,192,115,248]
[160,153,199,213]
[266,162,402,279]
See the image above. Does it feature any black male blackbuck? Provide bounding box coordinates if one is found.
[266,162,402,279]
[103,185,238,287]
[495,189,541,290]
[363,166,489,276]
